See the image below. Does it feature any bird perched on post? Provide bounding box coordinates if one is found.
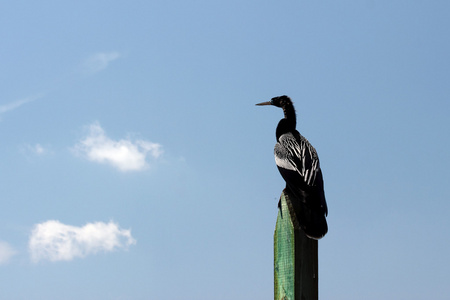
[256,95,328,239]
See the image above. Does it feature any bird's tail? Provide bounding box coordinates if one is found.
[283,188,328,240]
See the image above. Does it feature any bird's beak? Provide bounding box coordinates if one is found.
[255,101,272,106]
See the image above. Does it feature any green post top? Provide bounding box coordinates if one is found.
[274,190,318,300]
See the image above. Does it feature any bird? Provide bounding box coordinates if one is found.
[256,95,328,239]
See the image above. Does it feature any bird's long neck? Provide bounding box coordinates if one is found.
[276,102,297,140]
[282,102,296,127]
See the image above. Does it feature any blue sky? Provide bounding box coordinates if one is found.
[1,1,449,299]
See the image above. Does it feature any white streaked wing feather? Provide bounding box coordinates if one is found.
[275,132,321,186]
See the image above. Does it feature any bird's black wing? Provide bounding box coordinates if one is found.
[274,130,328,239]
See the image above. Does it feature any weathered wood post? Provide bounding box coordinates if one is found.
[274,190,318,300]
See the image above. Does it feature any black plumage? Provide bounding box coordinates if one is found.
[257,95,328,239]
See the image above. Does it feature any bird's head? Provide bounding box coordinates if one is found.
[256,95,292,108]
[256,95,296,139]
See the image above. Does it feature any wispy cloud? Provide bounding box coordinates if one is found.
[33,144,46,155]
[29,220,136,263]
[24,143,48,155]
[0,95,42,115]
[73,122,163,172]
[0,241,16,265]
[19,144,53,161]
[82,52,121,74]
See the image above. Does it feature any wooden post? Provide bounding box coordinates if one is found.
[274,190,318,300]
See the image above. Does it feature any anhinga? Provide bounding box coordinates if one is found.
[257,95,328,239]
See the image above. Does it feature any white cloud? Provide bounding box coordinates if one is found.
[0,241,16,265]
[73,122,162,172]
[83,52,121,74]
[29,220,136,263]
